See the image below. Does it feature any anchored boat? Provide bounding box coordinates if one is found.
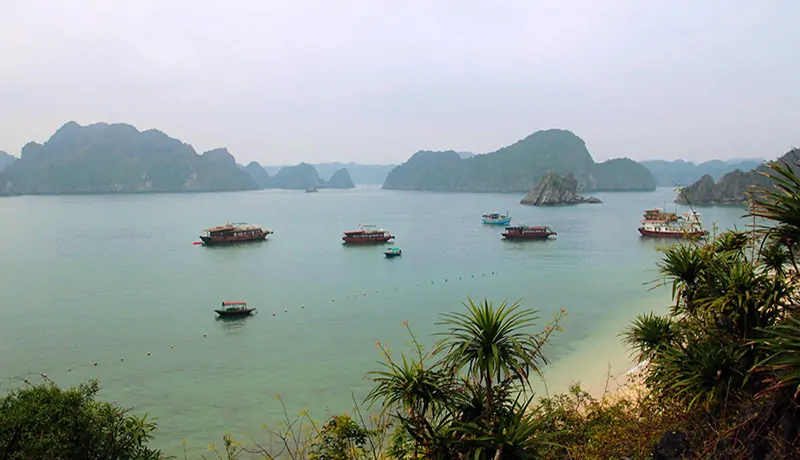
[384,247,402,258]
[200,223,272,245]
[501,225,557,240]
[342,224,394,244]
[215,301,256,317]
[638,208,707,238]
[482,212,511,225]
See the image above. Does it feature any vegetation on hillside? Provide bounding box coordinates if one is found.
[382,129,656,193]
[0,122,259,195]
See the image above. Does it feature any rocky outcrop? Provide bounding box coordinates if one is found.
[383,129,656,193]
[265,163,324,190]
[244,161,272,188]
[0,151,16,172]
[520,172,602,206]
[0,122,258,196]
[264,163,395,185]
[676,149,800,205]
[325,168,355,189]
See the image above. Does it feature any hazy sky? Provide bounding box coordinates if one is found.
[1,1,797,165]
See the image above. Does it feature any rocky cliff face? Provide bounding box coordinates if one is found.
[325,168,355,189]
[383,129,655,193]
[0,122,258,196]
[677,149,800,205]
[520,172,602,206]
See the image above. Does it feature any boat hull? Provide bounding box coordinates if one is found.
[342,236,394,244]
[501,232,556,240]
[200,232,271,245]
[483,218,511,225]
[384,252,402,258]
[638,228,707,238]
[214,308,256,317]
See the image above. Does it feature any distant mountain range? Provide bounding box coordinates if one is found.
[245,162,354,190]
[0,122,357,196]
[382,129,657,192]
[0,122,776,198]
[0,122,260,195]
[640,159,764,186]
[262,163,394,185]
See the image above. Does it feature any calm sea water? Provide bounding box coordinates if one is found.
[0,187,746,456]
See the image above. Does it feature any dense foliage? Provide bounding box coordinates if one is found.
[621,160,800,457]
[0,379,161,459]
[382,129,656,193]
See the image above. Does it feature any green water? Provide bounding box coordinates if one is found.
[0,187,746,455]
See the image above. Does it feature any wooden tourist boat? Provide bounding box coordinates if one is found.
[482,212,511,225]
[501,225,557,240]
[342,224,394,244]
[638,208,707,238]
[215,301,256,317]
[384,247,402,258]
[200,222,272,245]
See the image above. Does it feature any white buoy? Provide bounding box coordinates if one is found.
[120,358,124,361]
[272,312,276,316]
[169,344,174,348]
[146,352,151,356]
[93,361,98,366]
[284,309,288,313]
[301,304,305,308]
[67,368,71,372]
[203,333,207,338]
[41,373,47,378]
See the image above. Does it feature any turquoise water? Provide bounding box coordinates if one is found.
[0,187,746,455]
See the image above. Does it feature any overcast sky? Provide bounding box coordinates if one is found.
[1,1,797,165]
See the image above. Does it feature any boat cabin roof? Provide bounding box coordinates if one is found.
[505,225,551,231]
[222,301,247,306]
[204,223,262,232]
[344,228,387,235]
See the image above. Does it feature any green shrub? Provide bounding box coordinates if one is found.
[0,379,162,459]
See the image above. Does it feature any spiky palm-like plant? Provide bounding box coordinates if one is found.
[434,299,550,415]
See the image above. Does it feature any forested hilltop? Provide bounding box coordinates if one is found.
[0,122,258,196]
[382,129,656,193]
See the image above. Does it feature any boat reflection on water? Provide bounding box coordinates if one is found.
[215,315,253,332]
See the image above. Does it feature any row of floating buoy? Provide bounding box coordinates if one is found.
[22,271,500,380]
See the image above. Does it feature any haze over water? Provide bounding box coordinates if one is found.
[0,187,746,455]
